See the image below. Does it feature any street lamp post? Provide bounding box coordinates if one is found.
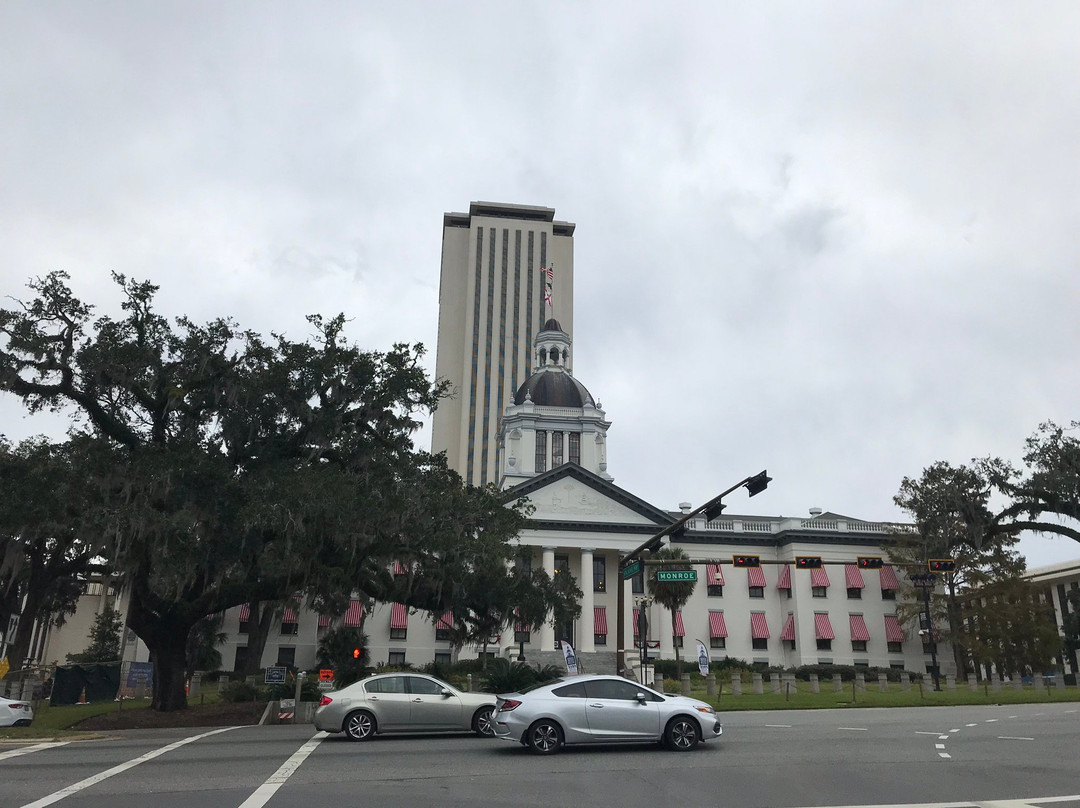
[616,470,771,677]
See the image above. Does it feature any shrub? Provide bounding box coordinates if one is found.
[221,680,263,703]
[482,659,565,694]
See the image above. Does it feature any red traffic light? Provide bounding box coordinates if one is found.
[352,648,361,659]
[857,556,884,569]
[928,559,956,572]
[795,556,823,569]
[732,555,761,568]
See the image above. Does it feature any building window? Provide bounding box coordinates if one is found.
[847,588,862,600]
[517,554,532,577]
[881,589,896,600]
[276,646,296,668]
[569,432,580,464]
[632,574,643,594]
[887,641,903,653]
[555,554,570,576]
[535,431,547,473]
[238,619,250,635]
[595,633,607,646]
[388,651,406,666]
[593,556,606,592]
[816,639,832,651]
[749,586,764,599]
[851,640,867,653]
[234,646,248,671]
[784,588,792,599]
[674,636,684,648]
[434,652,452,666]
[752,637,768,651]
[514,629,531,643]
[436,627,451,642]
[710,637,726,649]
[812,586,828,598]
[390,627,407,641]
[551,431,564,466]
[707,585,723,597]
[280,621,298,636]
[854,661,870,669]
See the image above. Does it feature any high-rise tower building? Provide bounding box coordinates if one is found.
[431,202,575,486]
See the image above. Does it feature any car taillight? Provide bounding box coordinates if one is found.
[318,696,333,707]
[497,699,521,711]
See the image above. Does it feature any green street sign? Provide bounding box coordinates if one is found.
[656,570,697,582]
[621,560,642,579]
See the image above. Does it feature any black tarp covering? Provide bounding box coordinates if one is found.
[50,663,121,705]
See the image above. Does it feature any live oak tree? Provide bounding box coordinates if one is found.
[0,271,548,711]
[646,546,697,678]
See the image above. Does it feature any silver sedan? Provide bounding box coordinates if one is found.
[493,674,721,754]
[313,672,497,741]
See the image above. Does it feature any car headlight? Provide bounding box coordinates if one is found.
[695,706,715,714]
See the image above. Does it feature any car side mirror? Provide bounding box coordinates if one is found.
[440,688,453,697]
[635,692,647,702]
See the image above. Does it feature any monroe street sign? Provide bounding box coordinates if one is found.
[656,570,697,582]
[621,559,642,579]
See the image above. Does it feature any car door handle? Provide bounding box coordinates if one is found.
[588,703,604,708]
[412,698,423,702]
[369,696,379,701]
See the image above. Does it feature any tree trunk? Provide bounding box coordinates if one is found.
[671,611,683,680]
[125,590,194,712]
[239,600,274,676]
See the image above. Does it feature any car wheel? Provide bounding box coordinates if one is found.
[526,719,563,755]
[472,706,495,737]
[343,710,377,741]
[664,716,700,751]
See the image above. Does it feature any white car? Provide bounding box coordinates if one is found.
[493,674,721,754]
[0,696,34,728]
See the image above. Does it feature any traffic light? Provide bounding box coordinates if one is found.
[745,471,772,497]
[795,556,823,569]
[857,556,884,569]
[703,500,727,522]
[928,558,956,572]
[732,555,761,568]
[352,648,361,659]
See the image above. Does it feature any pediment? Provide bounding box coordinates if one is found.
[507,474,663,526]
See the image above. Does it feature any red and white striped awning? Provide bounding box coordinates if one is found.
[780,613,796,641]
[849,614,871,642]
[747,567,767,588]
[393,560,408,575]
[633,608,641,636]
[814,612,835,640]
[238,604,251,621]
[777,564,791,589]
[436,610,454,630]
[390,603,409,629]
[344,600,364,627]
[282,607,298,623]
[706,564,725,586]
[594,606,608,635]
[750,612,770,639]
[884,615,905,643]
[317,614,331,628]
[709,611,728,638]
[880,565,901,590]
[811,567,831,588]
[845,564,866,589]
[673,610,685,637]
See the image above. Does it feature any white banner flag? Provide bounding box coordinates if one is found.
[560,640,579,675]
[696,639,710,677]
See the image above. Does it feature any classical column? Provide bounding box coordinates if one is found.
[539,546,556,651]
[579,548,595,653]
[658,599,674,660]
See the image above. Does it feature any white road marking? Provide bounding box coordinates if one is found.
[1008,715,1018,719]
[785,794,1080,808]
[985,718,998,722]
[937,735,950,740]
[937,752,950,759]
[765,724,793,728]
[0,742,69,762]
[913,731,940,735]
[838,727,868,731]
[949,728,961,732]
[237,731,327,808]
[19,726,239,808]
[996,736,1035,741]
[935,744,945,749]
[966,722,979,727]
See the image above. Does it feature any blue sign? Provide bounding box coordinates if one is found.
[264,666,287,684]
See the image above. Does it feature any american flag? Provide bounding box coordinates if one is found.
[542,266,554,280]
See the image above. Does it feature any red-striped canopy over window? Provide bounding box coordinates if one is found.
[633,609,641,636]
[393,560,408,575]
[884,615,905,643]
[706,564,725,586]
[318,614,331,628]
[780,613,796,641]
[777,564,791,589]
[814,612,835,640]
[845,564,866,589]
[709,611,728,638]
[811,567,831,588]
[673,610,685,637]
[238,604,251,621]
[849,614,871,642]
[880,565,901,590]
[282,606,298,623]
[436,610,454,630]
[747,567,767,588]
[594,606,608,635]
[344,600,364,627]
[390,603,409,629]
[750,612,770,639]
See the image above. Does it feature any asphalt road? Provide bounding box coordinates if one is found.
[4,702,1079,808]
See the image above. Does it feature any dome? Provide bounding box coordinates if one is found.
[541,318,563,333]
[513,370,595,408]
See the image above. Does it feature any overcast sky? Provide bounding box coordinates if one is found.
[3,2,1078,569]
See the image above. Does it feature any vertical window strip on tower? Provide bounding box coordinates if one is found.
[494,228,509,480]
[535,430,547,473]
[569,432,580,464]
[466,227,483,484]
[526,231,535,369]
[539,231,548,330]
[512,229,522,392]
[480,227,497,486]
